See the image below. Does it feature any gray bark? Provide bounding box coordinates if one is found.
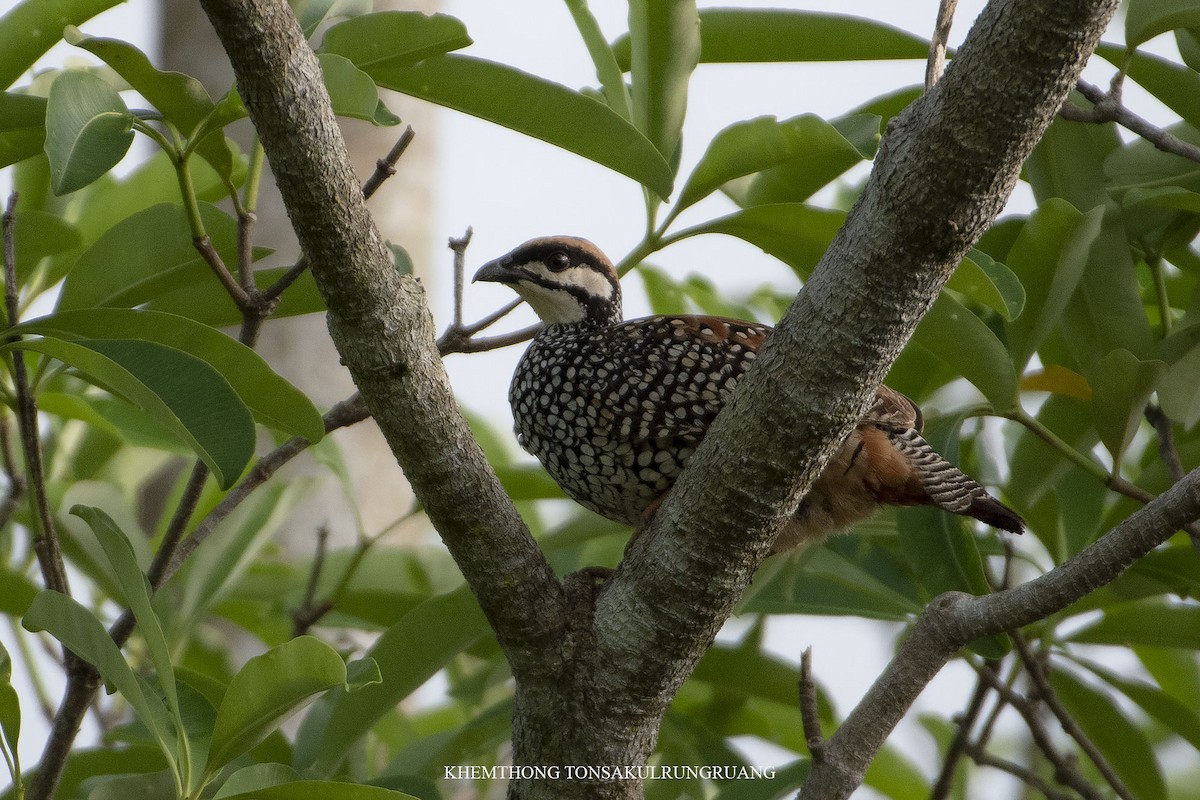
[189,2,1195,800]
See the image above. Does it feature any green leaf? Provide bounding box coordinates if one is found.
[1126,0,1200,47]
[740,546,921,620]
[70,505,180,718]
[294,585,489,774]
[293,0,372,37]
[64,28,237,180]
[678,203,844,279]
[44,69,135,195]
[563,0,631,120]
[318,10,471,69]
[628,0,699,165]
[0,0,122,89]
[214,763,301,799]
[1179,27,1200,72]
[0,641,18,777]
[4,337,254,488]
[15,308,324,442]
[1078,656,1200,750]
[1050,667,1167,800]
[1086,349,1167,462]
[86,770,178,800]
[613,10,927,66]
[219,781,418,800]
[366,54,673,200]
[1155,322,1200,427]
[1124,186,1200,213]
[22,591,178,759]
[0,564,37,615]
[947,250,1025,321]
[205,636,350,775]
[318,53,397,126]
[910,293,1018,409]
[145,263,325,324]
[677,114,863,214]
[57,202,253,311]
[10,209,81,283]
[1068,601,1200,648]
[0,92,47,168]
[1004,201,1104,371]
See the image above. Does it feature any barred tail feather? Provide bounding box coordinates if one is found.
[883,425,1024,534]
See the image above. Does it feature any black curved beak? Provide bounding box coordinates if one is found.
[472,258,518,284]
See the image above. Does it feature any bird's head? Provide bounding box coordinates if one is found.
[473,236,623,326]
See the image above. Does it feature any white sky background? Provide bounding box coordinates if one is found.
[0,0,1182,795]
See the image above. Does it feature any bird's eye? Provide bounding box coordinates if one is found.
[546,251,571,272]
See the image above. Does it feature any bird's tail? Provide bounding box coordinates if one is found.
[882,425,1024,534]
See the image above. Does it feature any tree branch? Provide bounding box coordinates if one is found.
[800,465,1200,799]
[197,0,567,693]
[591,0,1121,788]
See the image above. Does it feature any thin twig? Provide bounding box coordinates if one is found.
[361,125,416,201]
[930,663,994,800]
[450,228,473,330]
[926,0,958,90]
[237,210,258,294]
[1144,405,1198,550]
[1010,632,1136,800]
[4,194,71,599]
[291,524,334,637]
[147,462,210,587]
[440,324,541,356]
[1061,79,1200,164]
[193,234,254,309]
[975,664,1108,800]
[1107,474,1200,539]
[962,741,1077,800]
[798,647,826,761]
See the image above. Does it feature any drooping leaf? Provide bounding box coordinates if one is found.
[365,54,673,199]
[219,781,418,800]
[9,209,81,283]
[947,250,1025,321]
[44,69,135,195]
[205,636,352,776]
[612,10,927,66]
[1050,667,1167,800]
[910,293,1018,410]
[0,92,47,167]
[1068,601,1200,648]
[318,10,471,69]
[1004,201,1104,371]
[294,585,490,774]
[628,0,699,165]
[318,53,399,125]
[1126,0,1200,48]
[15,308,324,442]
[1086,349,1167,462]
[4,337,254,488]
[564,0,631,120]
[71,505,180,718]
[57,202,254,312]
[22,591,178,758]
[1078,656,1200,750]
[677,203,844,279]
[0,0,122,89]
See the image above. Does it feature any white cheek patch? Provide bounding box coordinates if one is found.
[515,264,616,324]
[521,282,588,323]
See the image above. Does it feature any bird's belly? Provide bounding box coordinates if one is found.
[511,378,680,526]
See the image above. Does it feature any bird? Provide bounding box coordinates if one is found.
[473,235,1023,553]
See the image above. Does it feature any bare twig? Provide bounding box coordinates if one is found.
[450,228,473,330]
[798,647,826,761]
[4,194,71,599]
[147,462,211,587]
[237,209,258,294]
[926,0,958,90]
[361,125,416,201]
[1061,79,1200,163]
[1144,405,1199,550]
[930,663,995,800]
[974,663,1108,800]
[291,524,334,637]
[193,234,254,309]
[435,232,536,355]
[1010,632,1135,800]
[961,741,1076,800]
